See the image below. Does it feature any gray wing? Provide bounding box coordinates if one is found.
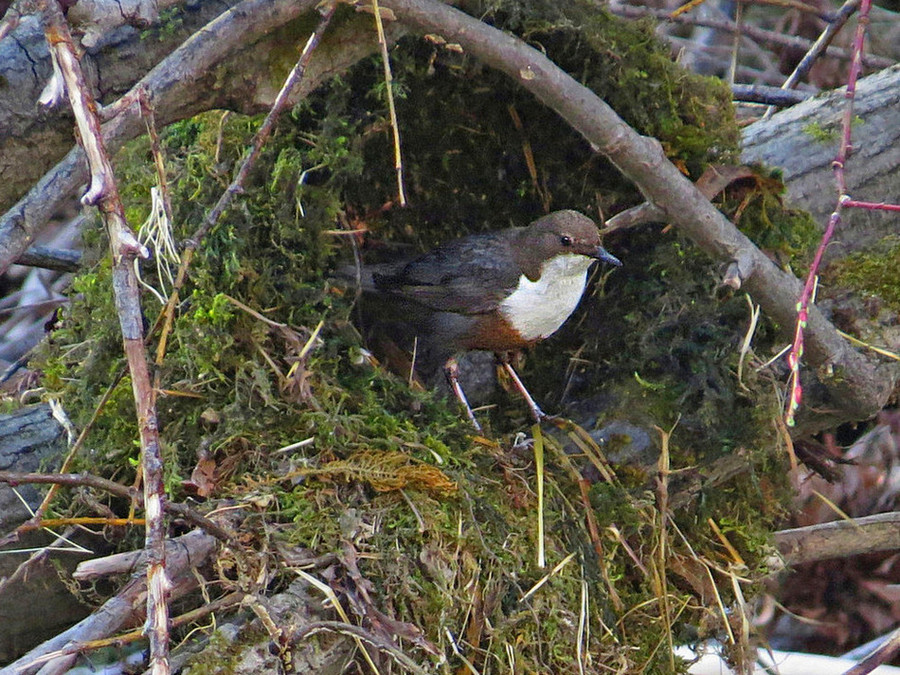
[373,232,523,315]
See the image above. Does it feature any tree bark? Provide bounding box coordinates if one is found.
[0,404,87,664]
[774,512,900,567]
[742,64,900,259]
[0,0,406,276]
[0,1,228,213]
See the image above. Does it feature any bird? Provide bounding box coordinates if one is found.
[359,210,621,431]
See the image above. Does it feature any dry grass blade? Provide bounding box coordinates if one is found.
[532,423,546,568]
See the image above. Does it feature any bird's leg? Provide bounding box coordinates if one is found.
[444,357,483,432]
[497,352,547,423]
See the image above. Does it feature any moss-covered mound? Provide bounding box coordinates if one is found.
[31,3,804,672]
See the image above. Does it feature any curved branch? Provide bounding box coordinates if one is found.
[2,0,894,427]
[0,0,314,275]
[380,0,897,428]
[0,1,229,213]
[0,0,402,275]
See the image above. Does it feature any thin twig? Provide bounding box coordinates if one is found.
[294,621,431,675]
[149,2,337,372]
[39,3,170,671]
[188,3,337,250]
[743,0,835,21]
[842,199,900,212]
[141,91,175,231]
[843,625,900,675]
[731,83,813,106]
[0,0,325,278]
[0,470,236,544]
[608,4,893,70]
[14,246,82,272]
[41,370,126,516]
[784,0,872,426]
[778,0,861,95]
[603,202,665,232]
[0,527,81,599]
[21,591,245,664]
[2,528,218,675]
[0,298,68,318]
[371,0,407,206]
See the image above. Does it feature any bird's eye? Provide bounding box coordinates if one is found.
[560,235,573,246]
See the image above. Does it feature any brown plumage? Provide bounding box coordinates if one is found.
[360,210,620,430]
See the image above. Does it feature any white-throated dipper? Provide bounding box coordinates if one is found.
[363,210,621,430]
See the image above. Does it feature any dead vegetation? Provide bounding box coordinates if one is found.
[0,1,898,674]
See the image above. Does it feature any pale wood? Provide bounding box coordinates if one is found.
[742,65,900,260]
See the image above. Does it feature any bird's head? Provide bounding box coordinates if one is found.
[515,210,621,280]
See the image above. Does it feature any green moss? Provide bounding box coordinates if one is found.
[802,116,864,144]
[830,236,900,311]
[139,6,184,42]
[28,4,795,672]
[181,628,246,675]
[803,120,838,144]
[726,169,820,263]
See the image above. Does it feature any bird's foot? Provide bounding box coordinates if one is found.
[528,403,549,425]
[537,412,569,429]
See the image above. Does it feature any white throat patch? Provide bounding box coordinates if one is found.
[499,253,595,342]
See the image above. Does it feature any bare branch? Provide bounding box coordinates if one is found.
[293,621,433,675]
[773,511,900,566]
[0,0,397,276]
[0,0,318,276]
[0,470,236,546]
[0,529,217,675]
[608,3,894,70]
[732,83,813,105]
[843,626,900,675]
[778,0,863,94]
[14,246,82,272]
[189,1,337,248]
[39,0,173,668]
[381,0,897,429]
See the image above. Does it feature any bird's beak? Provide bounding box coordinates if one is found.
[594,246,622,267]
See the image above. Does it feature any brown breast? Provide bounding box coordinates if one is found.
[460,312,537,352]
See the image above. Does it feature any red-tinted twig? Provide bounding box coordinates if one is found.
[784,0,873,426]
[842,200,900,212]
